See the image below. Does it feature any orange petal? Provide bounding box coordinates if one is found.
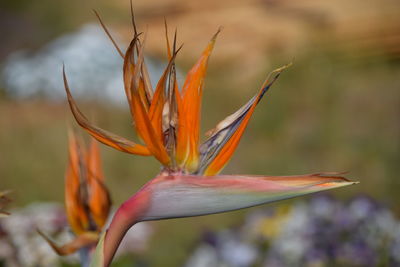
[140,56,154,104]
[86,138,103,182]
[63,67,151,156]
[201,64,291,175]
[123,37,151,114]
[147,79,165,144]
[127,40,171,166]
[86,139,111,228]
[175,28,221,171]
[128,0,154,104]
[38,229,98,256]
[163,31,182,165]
[164,18,172,60]
[65,133,89,235]
[148,47,181,145]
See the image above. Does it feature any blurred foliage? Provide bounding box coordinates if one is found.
[0,0,130,61]
[0,0,399,266]
[184,195,400,267]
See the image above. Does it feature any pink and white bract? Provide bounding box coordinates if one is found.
[63,13,358,266]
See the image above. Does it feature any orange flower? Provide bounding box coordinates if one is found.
[63,11,357,266]
[64,25,286,176]
[39,133,111,256]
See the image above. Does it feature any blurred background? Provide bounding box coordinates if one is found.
[0,0,399,266]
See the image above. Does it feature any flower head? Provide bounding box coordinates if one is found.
[63,11,358,267]
[39,133,111,257]
[64,21,287,176]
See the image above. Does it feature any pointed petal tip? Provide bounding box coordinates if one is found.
[276,62,293,72]
[322,180,359,186]
[260,62,292,88]
[211,26,223,42]
[93,9,124,58]
[277,172,358,188]
[307,173,359,190]
[309,172,359,185]
[200,61,293,175]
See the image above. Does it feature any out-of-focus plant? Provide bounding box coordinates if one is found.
[185,194,400,267]
[0,191,11,217]
[63,9,358,266]
[0,203,71,267]
[0,203,154,266]
[38,133,111,266]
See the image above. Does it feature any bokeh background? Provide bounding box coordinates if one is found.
[1,0,399,266]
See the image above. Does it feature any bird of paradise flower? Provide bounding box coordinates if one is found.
[38,133,111,266]
[63,9,358,266]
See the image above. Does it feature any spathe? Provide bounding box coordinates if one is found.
[92,173,357,266]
